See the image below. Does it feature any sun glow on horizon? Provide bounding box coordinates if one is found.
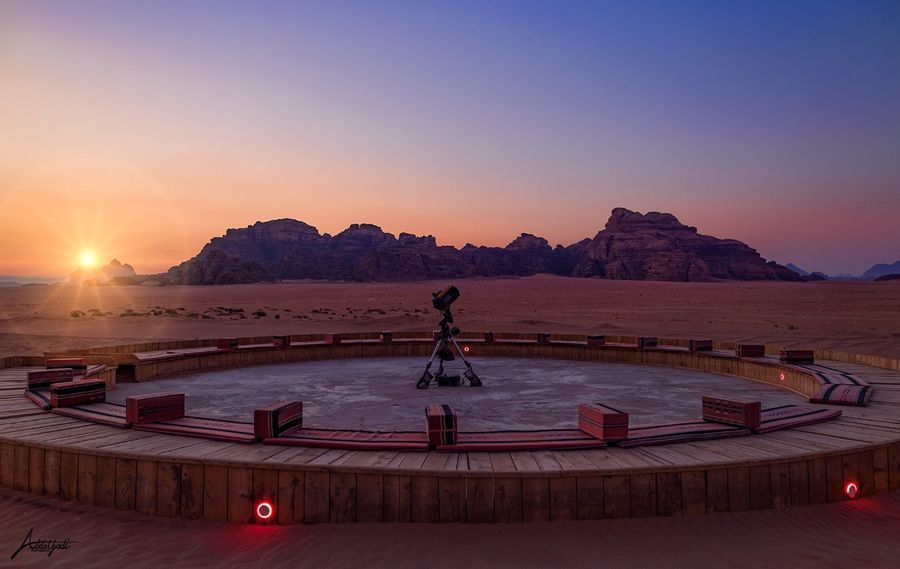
[78,250,98,269]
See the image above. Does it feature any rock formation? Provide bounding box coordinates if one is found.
[164,208,801,284]
[861,261,900,281]
[70,259,137,285]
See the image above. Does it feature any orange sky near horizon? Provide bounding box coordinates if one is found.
[2,1,898,278]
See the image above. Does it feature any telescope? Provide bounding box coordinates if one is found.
[432,285,460,312]
[416,285,482,389]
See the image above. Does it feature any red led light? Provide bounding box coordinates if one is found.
[256,500,274,520]
[463,346,470,353]
[779,372,786,381]
[845,482,858,499]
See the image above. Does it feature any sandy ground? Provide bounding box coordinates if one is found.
[2,275,899,568]
[0,275,898,358]
[1,487,899,569]
[108,357,803,430]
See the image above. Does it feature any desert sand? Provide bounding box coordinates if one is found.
[1,275,898,358]
[2,275,899,568]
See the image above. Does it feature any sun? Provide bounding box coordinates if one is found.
[78,250,98,269]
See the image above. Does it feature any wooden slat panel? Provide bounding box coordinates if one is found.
[303,471,329,523]
[727,467,750,512]
[630,473,657,517]
[858,450,875,498]
[705,469,728,513]
[356,473,383,523]
[438,476,464,523]
[749,464,772,510]
[157,462,181,517]
[808,457,827,505]
[329,471,357,523]
[522,478,550,522]
[180,463,204,520]
[789,460,810,507]
[28,447,44,495]
[277,469,304,524]
[77,454,97,504]
[826,455,844,502]
[494,477,523,522]
[468,477,495,523]
[873,447,889,493]
[576,476,603,520]
[770,462,790,508]
[199,465,227,522]
[842,453,860,497]
[14,445,28,492]
[549,477,577,521]
[890,444,900,491]
[656,472,682,516]
[115,458,136,511]
[382,474,411,522]
[410,476,439,523]
[59,452,77,501]
[94,456,116,508]
[135,460,158,515]
[227,467,253,523]
[604,475,631,518]
[252,467,279,522]
[681,470,705,515]
[44,449,60,498]
[0,443,13,487]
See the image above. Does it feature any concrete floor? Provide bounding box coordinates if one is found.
[110,357,805,431]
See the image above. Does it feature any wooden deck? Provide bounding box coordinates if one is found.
[2,337,900,523]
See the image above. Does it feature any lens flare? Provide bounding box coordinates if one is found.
[78,250,98,268]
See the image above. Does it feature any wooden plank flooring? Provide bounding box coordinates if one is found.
[2,354,900,524]
[0,360,899,477]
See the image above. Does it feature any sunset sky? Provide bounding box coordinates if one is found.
[1,0,898,278]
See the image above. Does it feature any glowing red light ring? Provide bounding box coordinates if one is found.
[463,346,470,353]
[845,482,858,499]
[256,501,274,520]
[779,372,786,381]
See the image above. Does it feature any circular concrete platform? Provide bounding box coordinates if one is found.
[109,357,804,430]
[3,333,900,525]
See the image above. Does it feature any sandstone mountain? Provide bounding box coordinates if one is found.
[165,208,800,284]
[861,261,900,281]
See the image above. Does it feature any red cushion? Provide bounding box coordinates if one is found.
[126,392,186,424]
[617,421,750,448]
[578,403,629,442]
[702,395,761,429]
[437,430,606,452]
[53,403,129,428]
[135,416,256,443]
[25,388,52,410]
[754,405,842,433]
[266,427,429,451]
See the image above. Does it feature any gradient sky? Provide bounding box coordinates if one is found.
[1,0,898,277]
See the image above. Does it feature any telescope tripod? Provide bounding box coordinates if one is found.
[416,310,482,389]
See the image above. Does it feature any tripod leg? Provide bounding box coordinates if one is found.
[417,340,443,389]
[447,335,482,386]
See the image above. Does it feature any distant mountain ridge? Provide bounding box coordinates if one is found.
[861,261,900,281]
[164,207,802,285]
[785,263,810,277]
